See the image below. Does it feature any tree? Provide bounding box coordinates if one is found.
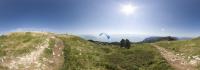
[120,39,131,49]
[120,39,125,48]
[167,36,177,41]
[125,39,131,49]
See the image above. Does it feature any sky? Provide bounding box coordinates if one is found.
[0,0,200,37]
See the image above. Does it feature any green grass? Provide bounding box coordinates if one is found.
[59,35,173,70]
[0,32,173,70]
[42,38,55,58]
[156,39,200,69]
[59,36,105,70]
[156,39,200,57]
[104,44,173,70]
[0,32,48,57]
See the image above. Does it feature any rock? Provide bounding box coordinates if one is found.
[189,60,198,65]
[53,52,55,56]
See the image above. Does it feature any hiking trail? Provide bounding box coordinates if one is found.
[151,44,197,70]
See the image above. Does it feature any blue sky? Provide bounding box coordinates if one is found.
[0,0,200,37]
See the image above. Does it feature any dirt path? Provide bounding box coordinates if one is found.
[151,44,197,70]
[51,37,65,70]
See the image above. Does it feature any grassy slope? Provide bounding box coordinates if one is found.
[59,35,173,70]
[0,32,173,70]
[156,38,200,69]
[0,32,50,69]
[156,39,200,57]
[0,32,48,57]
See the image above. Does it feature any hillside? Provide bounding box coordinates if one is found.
[0,32,173,70]
[142,36,177,43]
[155,38,200,69]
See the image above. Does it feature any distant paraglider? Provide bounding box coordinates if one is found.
[99,33,110,40]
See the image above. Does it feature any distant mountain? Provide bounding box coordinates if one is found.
[178,37,193,40]
[78,34,194,43]
[142,36,178,43]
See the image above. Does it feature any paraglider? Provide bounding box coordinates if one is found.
[99,33,110,40]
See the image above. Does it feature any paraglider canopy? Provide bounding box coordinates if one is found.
[99,33,110,40]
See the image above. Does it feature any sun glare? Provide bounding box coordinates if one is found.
[120,4,137,16]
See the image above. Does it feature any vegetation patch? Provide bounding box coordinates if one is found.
[156,39,200,68]
[59,35,173,70]
[42,39,55,58]
[0,33,174,70]
[0,32,47,57]
[104,44,173,70]
[156,39,200,57]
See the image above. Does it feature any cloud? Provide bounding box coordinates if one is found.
[7,27,51,33]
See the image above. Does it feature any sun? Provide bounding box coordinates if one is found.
[120,4,137,16]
